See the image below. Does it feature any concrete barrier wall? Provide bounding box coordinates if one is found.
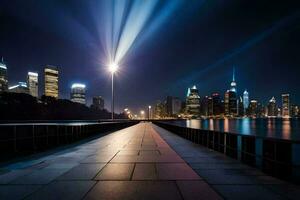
[153,121,300,183]
[0,121,138,161]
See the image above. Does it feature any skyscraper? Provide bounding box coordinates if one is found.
[70,83,86,105]
[91,96,105,110]
[249,100,258,117]
[200,96,209,116]
[212,93,221,116]
[186,85,201,117]
[224,90,230,116]
[208,96,213,116]
[238,96,244,117]
[44,66,59,98]
[282,94,290,118]
[243,90,249,112]
[225,67,238,117]
[8,82,29,94]
[27,72,38,97]
[166,96,182,117]
[228,90,238,116]
[268,97,277,117]
[0,58,8,92]
[230,67,237,93]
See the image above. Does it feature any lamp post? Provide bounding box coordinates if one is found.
[148,105,151,120]
[108,62,119,121]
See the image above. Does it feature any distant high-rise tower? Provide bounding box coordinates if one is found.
[249,100,258,117]
[228,90,237,116]
[71,83,86,104]
[44,66,59,98]
[268,97,277,117]
[230,67,237,93]
[243,90,249,111]
[224,90,230,116]
[166,96,182,117]
[27,72,38,97]
[282,94,290,118]
[0,57,8,92]
[91,96,105,110]
[186,85,200,117]
[212,93,221,116]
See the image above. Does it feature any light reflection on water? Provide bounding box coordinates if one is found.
[178,118,300,140]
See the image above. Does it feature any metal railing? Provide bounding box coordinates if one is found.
[0,121,138,161]
[153,121,300,183]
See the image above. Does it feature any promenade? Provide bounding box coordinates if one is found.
[0,122,299,199]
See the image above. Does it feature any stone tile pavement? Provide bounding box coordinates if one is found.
[153,124,300,200]
[0,122,222,200]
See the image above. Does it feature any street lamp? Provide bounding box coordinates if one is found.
[140,110,145,119]
[108,62,119,120]
[148,105,151,120]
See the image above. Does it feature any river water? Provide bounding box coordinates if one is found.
[167,118,300,141]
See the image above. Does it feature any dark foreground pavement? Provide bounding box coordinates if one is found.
[0,122,299,199]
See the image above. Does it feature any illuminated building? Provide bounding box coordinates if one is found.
[282,94,290,118]
[224,90,230,116]
[200,96,209,116]
[186,85,200,117]
[268,97,277,117]
[230,68,237,93]
[166,96,182,117]
[70,83,86,105]
[212,93,221,116]
[225,68,238,117]
[44,66,59,98]
[208,96,213,116]
[27,72,38,97]
[91,96,104,110]
[0,58,8,92]
[249,100,258,117]
[238,96,244,117]
[228,91,237,116]
[291,105,299,118]
[243,90,249,112]
[8,82,29,94]
[154,100,166,119]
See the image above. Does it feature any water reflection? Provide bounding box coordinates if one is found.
[173,118,298,140]
[282,119,291,139]
[241,118,250,135]
[209,119,214,131]
[224,118,229,132]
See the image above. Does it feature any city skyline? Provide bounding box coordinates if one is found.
[0,1,300,113]
[1,57,299,116]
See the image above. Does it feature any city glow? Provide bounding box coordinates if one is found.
[97,0,183,68]
[0,64,7,70]
[28,72,38,76]
[71,83,86,89]
[108,62,119,74]
[8,85,19,90]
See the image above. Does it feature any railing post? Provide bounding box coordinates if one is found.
[255,138,263,169]
[292,143,300,182]
[237,135,242,161]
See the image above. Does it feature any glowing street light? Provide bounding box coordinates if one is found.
[108,62,119,120]
[140,110,145,119]
[148,105,152,120]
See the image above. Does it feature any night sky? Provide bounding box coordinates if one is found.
[1,0,300,114]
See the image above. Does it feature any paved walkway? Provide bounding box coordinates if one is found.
[153,124,300,200]
[1,122,300,200]
[0,122,222,200]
